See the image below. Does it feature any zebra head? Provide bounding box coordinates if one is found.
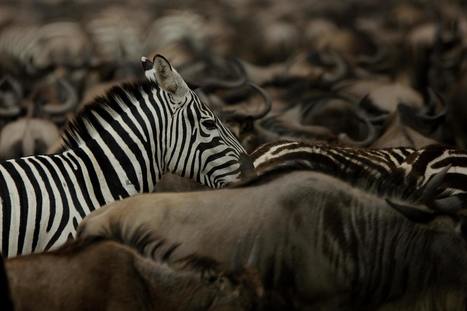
[142,55,254,188]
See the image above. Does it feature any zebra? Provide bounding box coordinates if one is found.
[398,144,467,213]
[251,140,416,196]
[86,7,144,63]
[0,22,92,73]
[0,54,253,257]
[251,141,466,215]
[398,145,467,194]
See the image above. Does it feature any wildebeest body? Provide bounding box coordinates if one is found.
[4,238,262,311]
[80,170,467,310]
[7,240,150,310]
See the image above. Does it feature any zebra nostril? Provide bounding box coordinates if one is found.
[239,153,256,179]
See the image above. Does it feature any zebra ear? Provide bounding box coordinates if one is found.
[141,55,190,100]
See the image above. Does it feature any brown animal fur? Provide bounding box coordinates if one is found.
[79,170,467,311]
[5,237,262,311]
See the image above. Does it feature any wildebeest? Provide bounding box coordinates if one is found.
[0,117,60,160]
[3,237,263,311]
[370,112,437,148]
[0,22,93,74]
[79,167,467,310]
[0,75,23,127]
[30,75,79,125]
[0,254,13,311]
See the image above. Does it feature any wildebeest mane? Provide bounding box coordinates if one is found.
[18,236,108,258]
[173,254,221,276]
[92,221,224,274]
[79,221,170,259]
[46,227,226,278]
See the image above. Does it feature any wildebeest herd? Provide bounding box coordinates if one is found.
[0,0,467,310]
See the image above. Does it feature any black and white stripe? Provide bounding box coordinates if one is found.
[0,59,248,257]
[251,140,415,194]
[252,141,467,214]
[400,144,467,197]
[0,22,91,72]
[86,9,144,63]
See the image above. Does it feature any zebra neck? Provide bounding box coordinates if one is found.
[60,81,175,200]
[64,140,162,208]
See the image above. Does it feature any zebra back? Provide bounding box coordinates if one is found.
[251,140,416,197]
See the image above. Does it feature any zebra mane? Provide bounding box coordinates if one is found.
[62,79,159,149]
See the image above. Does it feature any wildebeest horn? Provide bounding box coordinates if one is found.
[386,198,436,223]
[367,114,389,123]
[224,82,272,121]
[320,51,348,84]
[190,58,247,90]
[338,113,376,147]
[419,164,452,202]
[357,45,386,66]
[408,165,463,215]
[0,76,22,118]
[386,194,463,223]
[41,79,78,116]
[398,101,445,132]
[245,83,272,120]
[401,88,447,122]
[427,88,440,109]
[425,88,447,119]
[358,94,389,123]
[430,195,465,214]
[419,165,464,213]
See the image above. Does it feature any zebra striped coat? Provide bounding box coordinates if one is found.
[399,144,467,214]
[400,145,467,195]
[0,55,251,257]
[252,141,466,214]
[251,140,416,197]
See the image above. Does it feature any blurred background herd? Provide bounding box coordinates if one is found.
[0,0,466,160]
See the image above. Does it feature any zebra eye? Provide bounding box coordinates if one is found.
[202,119,217,130]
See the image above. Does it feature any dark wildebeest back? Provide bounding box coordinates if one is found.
[0,254,13,311]
[79,170,467,310]
[4,238,262,311]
